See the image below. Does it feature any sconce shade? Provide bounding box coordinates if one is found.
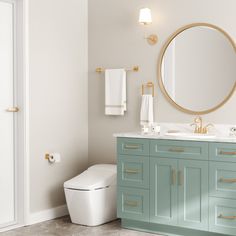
[139,8,152,25]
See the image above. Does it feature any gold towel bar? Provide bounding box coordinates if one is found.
[142,81,155,97]
[95,66,139,73]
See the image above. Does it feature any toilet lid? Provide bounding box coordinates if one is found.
[64,164,117,190]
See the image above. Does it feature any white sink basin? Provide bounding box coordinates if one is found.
[164,132,216,139]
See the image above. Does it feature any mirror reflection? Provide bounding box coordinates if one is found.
[160,24,236,114]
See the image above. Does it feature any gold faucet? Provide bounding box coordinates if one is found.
[190,116,214,134]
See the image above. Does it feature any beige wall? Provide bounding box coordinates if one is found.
[88,0,236,164]
[27,0,236,215]
[29,0,88,213]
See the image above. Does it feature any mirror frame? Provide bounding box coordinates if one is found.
[158,23,236,115]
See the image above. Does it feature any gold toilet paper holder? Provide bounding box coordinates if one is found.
[45,153,51,160]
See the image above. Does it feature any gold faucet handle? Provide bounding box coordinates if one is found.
[203,123,214,134]
[190,123,199,133]
[194,116,202,124]
[205,123,214,128]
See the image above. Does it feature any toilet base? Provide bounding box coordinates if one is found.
[64,185,117,226]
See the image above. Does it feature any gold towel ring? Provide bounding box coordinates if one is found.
[142,82,154,97]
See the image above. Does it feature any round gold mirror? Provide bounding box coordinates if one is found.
[158,23,236,114]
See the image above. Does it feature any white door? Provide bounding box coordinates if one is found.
[0,1,17,227]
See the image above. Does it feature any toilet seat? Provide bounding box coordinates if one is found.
[64,164,117,191]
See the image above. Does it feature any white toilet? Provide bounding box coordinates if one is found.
[64,164,117,226]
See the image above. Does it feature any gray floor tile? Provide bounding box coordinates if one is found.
[0,217,158,236]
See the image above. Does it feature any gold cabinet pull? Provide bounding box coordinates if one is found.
[218,214,236,220]
[178,171,183,186]
[220,178,236,183]
[124,144,140,149]
[124,169,140,174]
[219,151,236,155]
[124,200,138,207]
[168,148,185,153]
[171,169,176,185]
[6,107,19,112]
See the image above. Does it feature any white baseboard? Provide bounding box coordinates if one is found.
[0,223,24,233]
[0,205,68,232]
[28,204,69,225]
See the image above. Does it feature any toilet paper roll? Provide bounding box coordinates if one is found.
[50,153,61,163]
[48,155,55,163]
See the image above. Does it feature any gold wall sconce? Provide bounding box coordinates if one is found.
[139,8,158,45]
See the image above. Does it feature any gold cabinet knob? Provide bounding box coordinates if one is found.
[6,107,19,112]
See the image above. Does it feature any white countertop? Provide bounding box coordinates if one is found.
[113,132,236,143]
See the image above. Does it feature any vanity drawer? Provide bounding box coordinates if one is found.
[150,140,208,160]
[210,162,236,199]
[209,197,236,235]
[118,155,149,189]
[117,138,149,156]
[117,187,149,222]
[210,143,236,163]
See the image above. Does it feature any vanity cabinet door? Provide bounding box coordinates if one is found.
[150,140,208,160]
[117,155,149,189]
[150,158,178,226]
[117,187,149,222]
[209,197,236,235]
[210,143,236,163]
[117,138,149,156]
[178,160,208,231]
[210,162,236,199]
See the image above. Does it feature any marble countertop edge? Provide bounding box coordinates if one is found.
[113,132,236,143]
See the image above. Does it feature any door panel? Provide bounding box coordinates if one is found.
[209,197,236,235]
[178,160,208,230]
[117,187,149,222]
[118,155,149,189]
[150,157,178,225]
[0,1,15,226]
[210,142,236,163]
[150,140,208,160]
[117,138,149,156]
[210,162,236,199]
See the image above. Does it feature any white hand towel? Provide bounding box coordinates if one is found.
[105,69,126,115]
[140,95,154,126]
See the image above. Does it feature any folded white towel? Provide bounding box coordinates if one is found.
[105,69,126,115]
[140,95,154,126]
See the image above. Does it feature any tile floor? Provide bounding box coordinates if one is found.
[1,216,157,236]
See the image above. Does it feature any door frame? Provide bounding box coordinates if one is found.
[0,0,29,232]
[20,0,30,227]
[21,0,30,227]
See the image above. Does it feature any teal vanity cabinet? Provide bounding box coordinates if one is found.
[209,142,236,236]
[117,137,236,236]
[150,158,208,230]
[150,140,209,230]
[117,138,150,222]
